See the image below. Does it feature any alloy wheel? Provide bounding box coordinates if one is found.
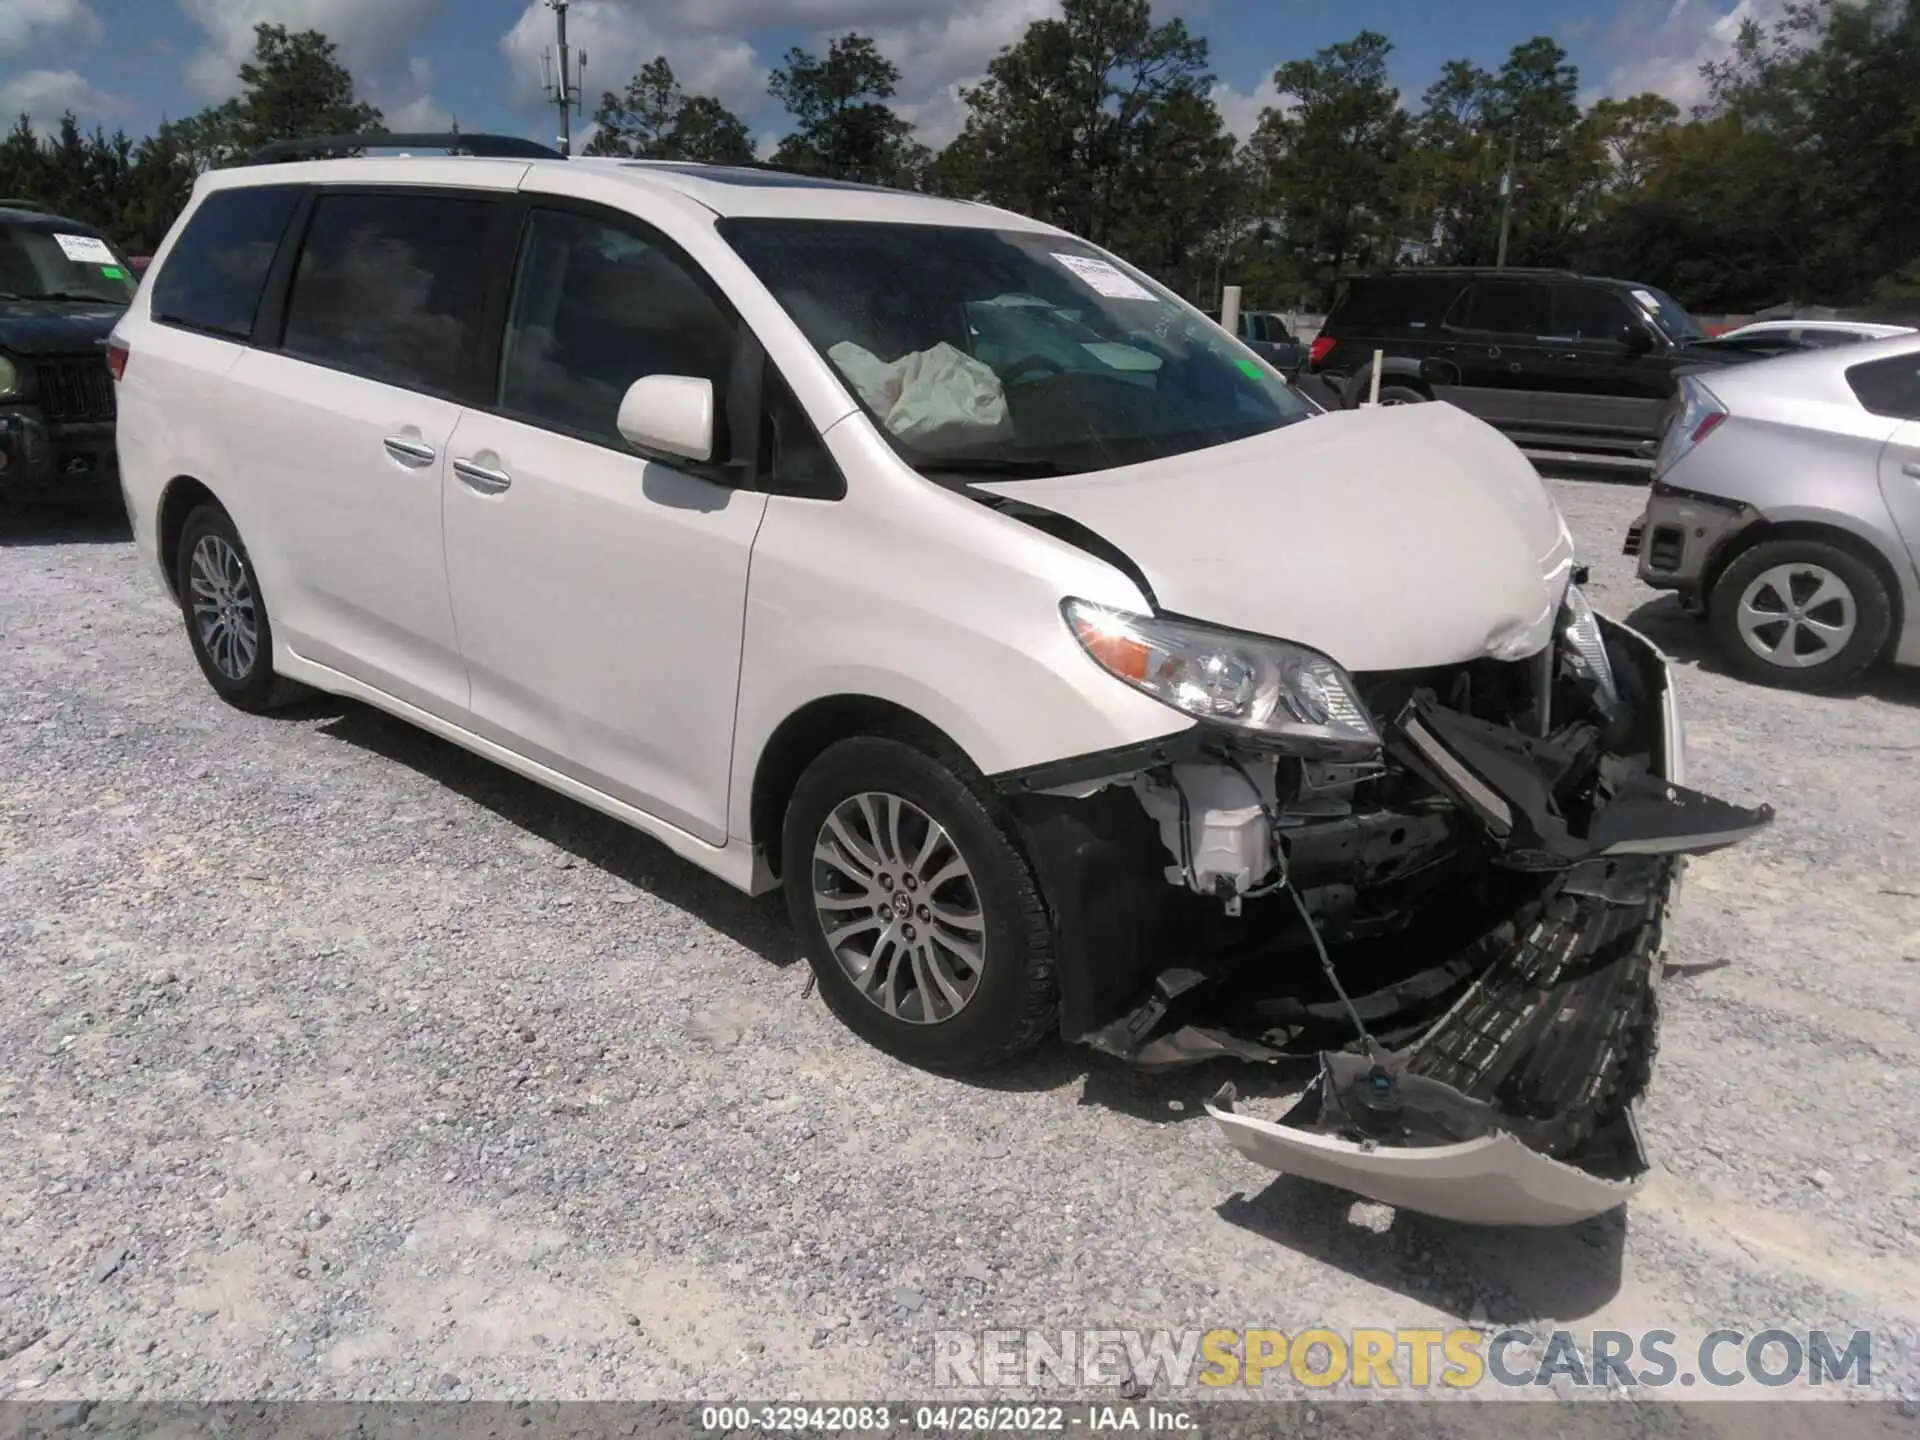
[188,533,260,681]
[1735,562,1857,670]
[810,791,986,1025]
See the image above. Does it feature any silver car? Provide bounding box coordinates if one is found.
[1627,333,1920,690]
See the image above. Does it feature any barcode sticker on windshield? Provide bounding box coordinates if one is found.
[55,233,116,264]
[1052,253,1154,302]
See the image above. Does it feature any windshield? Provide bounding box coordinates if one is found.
[0,224,136,305]
[719,218,1313,479]
[1627,285,1702,344]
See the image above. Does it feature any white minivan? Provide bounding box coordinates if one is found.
[111,136,1769,1224]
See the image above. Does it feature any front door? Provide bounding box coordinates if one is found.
[1529,283,1672,449]
[441,204,768,844]
[226,187,505,718]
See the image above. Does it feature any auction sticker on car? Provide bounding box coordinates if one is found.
[1052,252,1154,301]
[55,233,117,264]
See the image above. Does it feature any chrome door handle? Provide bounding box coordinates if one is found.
[453,458,512,495]
[1903,460,1920,479]
[383,436,436,465]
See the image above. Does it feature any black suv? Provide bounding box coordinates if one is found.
[0,201,137,499]
[1307,267,1769,470]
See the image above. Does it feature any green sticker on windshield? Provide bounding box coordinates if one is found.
[1235,358,1264,379]
[102,265,129,280]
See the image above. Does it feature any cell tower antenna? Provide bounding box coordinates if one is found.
[540,0,586,156]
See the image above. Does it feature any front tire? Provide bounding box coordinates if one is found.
[175,504,297,711]
[1708,537,1892,691]
[782,737,1056,1073]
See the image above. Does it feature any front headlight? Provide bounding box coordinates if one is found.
[1560,584,1619,708]
[1063,598,1381,758]
[0,355,18,399]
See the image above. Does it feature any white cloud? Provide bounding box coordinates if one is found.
[496,0,1052,148]
[1593,0,1794,109]
[380,56,450,132]
[1212,73,1284,141]
[0,0,102,60]
[0,65,121,128]
[176,0,444,103]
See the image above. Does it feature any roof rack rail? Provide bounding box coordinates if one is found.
[244,133,566,166]
[0,198,53,213]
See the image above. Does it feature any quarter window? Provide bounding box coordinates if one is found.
[1847,354,1920,419]
[149,185,302,340]
[280,191,496,397]
[498,207,737,450]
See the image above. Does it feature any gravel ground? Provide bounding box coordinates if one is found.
[2,479,1917,1412]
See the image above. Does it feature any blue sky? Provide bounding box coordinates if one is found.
[0,0,1780,152]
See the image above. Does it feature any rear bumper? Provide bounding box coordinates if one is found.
[0,409,119,494]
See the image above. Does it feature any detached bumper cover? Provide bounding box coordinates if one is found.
[1205,619,1771,1224]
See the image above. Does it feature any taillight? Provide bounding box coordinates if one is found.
[105,339,128,382]
[1308,335,1336,369]
[1654,377,1727,477]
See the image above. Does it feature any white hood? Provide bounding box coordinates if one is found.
[978,403,1575,673]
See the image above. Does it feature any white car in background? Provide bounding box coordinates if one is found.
[1716,319,1915,350]
[110,134,1769,1224]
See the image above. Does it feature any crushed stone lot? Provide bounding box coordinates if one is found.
[2,478,1918,1409]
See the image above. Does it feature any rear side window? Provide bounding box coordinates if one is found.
[497,207,737,450]
[1552,285,1633,340]
[1452,281,1550,336]
[281,191,496,398]
[1330,276,1459,332]
[1847,354,1920,419]
[149,185,302,340]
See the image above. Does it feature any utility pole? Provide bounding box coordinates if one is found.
[1495,131,1517,270]
[540,0,586,156]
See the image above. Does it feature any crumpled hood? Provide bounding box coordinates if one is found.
[976,402,1574,672]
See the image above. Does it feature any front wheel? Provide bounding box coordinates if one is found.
[1708,538,1892,691]
[782,737,1056,1072]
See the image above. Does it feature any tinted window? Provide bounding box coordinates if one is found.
[1553,285,1633,340]
[1456,281,1550,335]
[499,207,737,449]
[1331,276,1460,330]
[150,186,301,339]
[281,191,494,396]
[1847,354,1920,419]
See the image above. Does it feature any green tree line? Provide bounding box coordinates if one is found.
[4,0,1914,316]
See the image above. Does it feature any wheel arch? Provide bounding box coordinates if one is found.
[749,694,975,882]
[155,474,224,599]
[1702,513,1907,649]
[1344,355,1432,407]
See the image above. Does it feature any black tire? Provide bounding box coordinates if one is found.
[1375,383,1429,407]
[782,736,1056,1073]
[1707,536,1892,692]
[174,503,299,711]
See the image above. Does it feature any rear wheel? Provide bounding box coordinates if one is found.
[1708,537,1892,691]
[175,504,298,711]
[1375,384,1428,407]
[782,737,1056,1073]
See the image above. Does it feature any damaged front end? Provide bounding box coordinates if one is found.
[997,592,1771,1226]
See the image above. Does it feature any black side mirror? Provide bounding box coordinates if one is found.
[1618,322,1656,355]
